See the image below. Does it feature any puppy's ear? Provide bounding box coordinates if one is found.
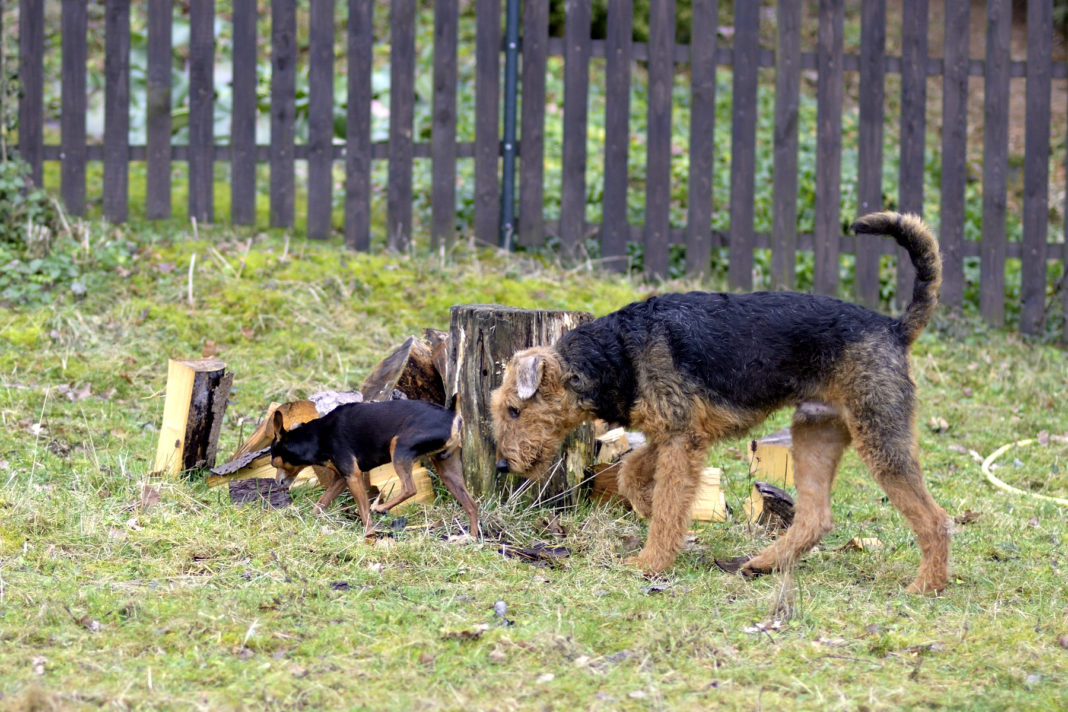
[266,409,286,442]
[515,354,545,400]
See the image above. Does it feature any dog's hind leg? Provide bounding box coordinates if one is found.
[372,439,419,514]
[742,405,851,576]
[429,449,480,536]
[626,436,703,574]
[850,417,950,595]
[617,443,657,518]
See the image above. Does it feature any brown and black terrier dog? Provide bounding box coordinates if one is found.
[491,212,951,594]
[268,399,479,537]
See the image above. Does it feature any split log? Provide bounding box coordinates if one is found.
[691,467,728,523]
[361,336,446,404]
[743,481,796,530]
[448,304,594,503]
[153,357,233,476]
[748,428,794,487]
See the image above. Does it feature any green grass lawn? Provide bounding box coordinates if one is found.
[1,221,1066,711]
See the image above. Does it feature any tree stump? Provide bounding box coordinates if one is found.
[153,357,233,476]
[448,304,594,504]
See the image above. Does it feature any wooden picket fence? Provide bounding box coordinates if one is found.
[8,0,1068,338]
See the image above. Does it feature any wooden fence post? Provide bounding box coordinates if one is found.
[448,305,594,505]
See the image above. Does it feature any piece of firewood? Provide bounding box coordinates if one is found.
[691,467,728,523]
[748,428,794,487]
[743,481,796,530]
[153,357,233,476]
[361,336,446,404]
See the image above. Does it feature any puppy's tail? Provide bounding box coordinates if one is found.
[851,211,942,347]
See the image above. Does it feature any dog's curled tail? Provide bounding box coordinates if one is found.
[851,211,942,346]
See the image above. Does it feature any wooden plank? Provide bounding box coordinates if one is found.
[601,0,633,271]
[388,0,416,252]
[61,0,88,216]
[1020,0,1052,335]
[307,0,335,240]
[896,0,928,309]
[270,0,297,229]
[561,0,592,260]
[727,0,758,290]
[771,0,799,290]
[103,0,130,223]
[147,0,173,220]
[188,0,215,224]
[431,0,459,250]
[345,0,373,250]
[854,0,885,307]
[474,0,501,248]
[938,0,970,309]
[814,0,843,296]
[17,0,44,187]
[685,0,716,277]
[230,0,256,225]
[980,0,1011,327]
[518,0,549,249]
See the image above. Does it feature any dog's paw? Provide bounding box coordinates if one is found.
[622,553,669,576]
[714,555,762,577]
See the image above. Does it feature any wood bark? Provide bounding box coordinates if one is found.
[448,304,593,503]
[153,357,232,475]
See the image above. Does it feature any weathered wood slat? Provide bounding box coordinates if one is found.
[771,0,799,290]
[643,0,675,280]
[230,0,256,225]
[388,0,416,252]
[61,0,88,216]
[345,0,374,250]
[18,0,44,187]
[981,0,1012,327]
[103,0,130,223]
[270,0,297,229]
[474,0,501,248]
[188,0,215,224]
[431,0,459,250]
[561,0,592,260]
[1020,0,1052,335]
[939,0,970,309]
[855,0,885,307]
[814,0,844,296]
[686,0,716,278]
[518,0,549,249]
[601,0,634,271]
[306,0,336,240]
[147,0,173,221]
[727,0,758,290]
[895,0,928,309]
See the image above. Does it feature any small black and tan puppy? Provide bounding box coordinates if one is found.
[267,399,479,537]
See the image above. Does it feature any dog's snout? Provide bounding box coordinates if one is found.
[495,458,510,474]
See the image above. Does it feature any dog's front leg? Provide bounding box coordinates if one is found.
[625,436,701,574]
[617,443,657,518]
[344,473,375,538]
[314,475,347,514]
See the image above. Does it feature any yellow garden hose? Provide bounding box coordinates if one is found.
[981,439,1068,507]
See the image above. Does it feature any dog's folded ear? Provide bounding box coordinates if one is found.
[266,409,286,442]
[516,354,545,400]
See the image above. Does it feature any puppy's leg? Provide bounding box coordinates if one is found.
[743,409,851,576]
[314,472,347,514]
[372,439,418,514]
[617,443,657,518]
[627,436,702,574]
[338,457,375,538]
[430,449,480,536]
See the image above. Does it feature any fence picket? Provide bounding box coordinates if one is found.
[771,0,799,290]
[518,0,549,249]
[345,0,373,250]
[728,0,758,290]
[602,0,634,272]
[474,0,501,247]
[644,0,675,280]
[388,0,416,252]
[230,0,256,225]
[103,0,130,223]
[561,0,592,260]
[855,0,885,307]
[307,0,336,240]
[147,0,173,220]
[61,0,87,216]
[896,0,928,308]
[939,0,970,309]
[270,0,296,229]
[814,0,843,296]
[431,0,459,250]
[1021,0,1052,335]
[686,0,717,278]
[189,0,215,224]
[17,0,43,187]
[981,0,1012,327]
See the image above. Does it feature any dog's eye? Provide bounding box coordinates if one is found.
[508,406,520,420]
